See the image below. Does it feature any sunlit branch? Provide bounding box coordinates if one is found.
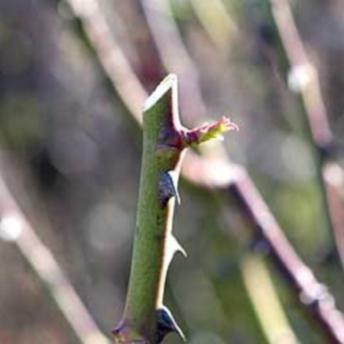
[67,0,146,123]
[141,0,207,122]
[0,172,109,344]
[269,0,344,267]
[189,0,238,50]
[241,254,300,344]
[229,167,344,343]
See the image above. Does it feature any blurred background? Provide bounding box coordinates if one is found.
[0,0,344,343]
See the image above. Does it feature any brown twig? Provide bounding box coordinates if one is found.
[229,166,344,343]
[0,171,109,344]
[269,0,344,266]
[269,0,331,147]
[65,0,344,342]
[140,0,207,122]
[67,0,146,123]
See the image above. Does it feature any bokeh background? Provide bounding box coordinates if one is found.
[1,0,344,343]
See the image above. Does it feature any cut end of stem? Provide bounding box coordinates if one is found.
[143,74,178,112]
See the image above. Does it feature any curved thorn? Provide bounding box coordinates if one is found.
[156,305,185,343]
[167,170,181,205]
[172,235,187,258]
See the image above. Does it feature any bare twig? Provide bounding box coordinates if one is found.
[241,254,300,344]
[228,166,344,343]
[269,0,344,265]
[269,0,331,147]
[0,172,109,344]
[67,0,146,123]
[141,0,207,122]
[189,0,238,50]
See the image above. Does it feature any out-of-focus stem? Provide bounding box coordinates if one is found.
[241,254,299,344]
[0,173,109,344]
[184,152,344,342]
[141,0,207,122]
[270,0,331,146]
[67,0,146,123]
[189,0,238,49]
[269,0,344,264]
[323,163,344,265]
[229,168,344,343]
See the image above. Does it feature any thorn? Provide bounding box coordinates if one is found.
[171,235,187,258]
[159,171,181,205]
[156,305,185,343]
[167,171,181,205]
[165,236,187,273]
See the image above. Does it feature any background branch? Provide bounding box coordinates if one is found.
[269,0,344,266]
[0,164,109,344]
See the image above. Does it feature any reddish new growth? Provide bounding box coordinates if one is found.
[182,116,239,148]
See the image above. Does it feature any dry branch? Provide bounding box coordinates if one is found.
[269,0,344,266]
[0,170,109,344]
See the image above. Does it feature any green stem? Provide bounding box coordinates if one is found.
[113,75,184,343]
[113,74,237,343]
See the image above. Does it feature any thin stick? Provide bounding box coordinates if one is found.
[241,254,300,344]
[0,174,109,344]
[269,0,331,146]
[229,167,344,343]
[189,0,238,49]
[269,0,344,265]
[67,0,146,123]
[141,0,207,121]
